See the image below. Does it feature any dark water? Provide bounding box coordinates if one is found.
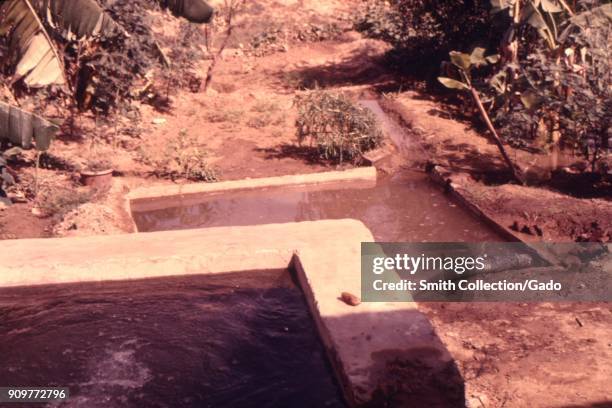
[132,171,501,242]
[0,271,345,408]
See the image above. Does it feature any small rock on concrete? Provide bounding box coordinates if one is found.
[340,292,361,306]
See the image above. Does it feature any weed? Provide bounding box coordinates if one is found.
[251,100,280,113]
[294,91,383,163]
[139,130,218,182]
[34,184,96,218]
[205,108,243,124]
[247,115,272,129]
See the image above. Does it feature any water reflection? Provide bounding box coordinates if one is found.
[133,171,500,242]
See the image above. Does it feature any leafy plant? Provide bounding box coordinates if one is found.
[0,0,123,88]
[1,0,214,106]
[82,156,113,172]
[354,0,496,71]
[485,2,611,173]
[294,91,383,164]
[433,0,610,185]
[138,130,218,182]
[438,48,525,183]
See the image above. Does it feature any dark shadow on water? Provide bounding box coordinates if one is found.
[0,271,346,408]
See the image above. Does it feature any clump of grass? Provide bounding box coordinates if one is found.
[247,115,271,129]
[205,108,244,123]
[251,100,280,113]
[294,90,383,163]
[139,130,218,182]
[35,185,96,218]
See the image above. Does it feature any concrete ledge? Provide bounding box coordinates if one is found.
[0,219,457,406]
[128,167,377,205]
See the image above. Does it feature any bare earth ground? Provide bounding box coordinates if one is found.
[0,0,611,406]
[421,302,612,408]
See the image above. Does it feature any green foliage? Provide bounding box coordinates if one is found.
[489,2,611,171]
[138,130,218,182]
[355,0,497,66]
[294,91,383,164]
[435,0,610,176]
[438,47,501,88]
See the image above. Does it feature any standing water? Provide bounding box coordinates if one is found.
[132,101,500,242]
[0,271,345,407]
[132,171,499,242]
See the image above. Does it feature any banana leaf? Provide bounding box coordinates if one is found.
[30,0,123,40]
[0,101,58,151]
[0,0,122,87]
[0,0,66,87]
[559,3,612,42]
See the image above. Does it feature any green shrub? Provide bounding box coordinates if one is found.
[139,130,218,182]
[294,91,383,163]
[355,0,497,68]
[485,2,612,173]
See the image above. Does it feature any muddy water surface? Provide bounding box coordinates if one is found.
[132,170,500,242]
[0,270,345,408]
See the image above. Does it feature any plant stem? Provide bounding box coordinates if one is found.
[34,151,41,197]
[203,0,244,92]
[470,87,525,184]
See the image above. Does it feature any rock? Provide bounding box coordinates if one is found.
[152,118,167,125]
[341,292,361,306]
[8,192,27,203]
[31,207,43,217]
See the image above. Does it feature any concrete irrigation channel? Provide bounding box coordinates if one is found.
[0,100,513,407]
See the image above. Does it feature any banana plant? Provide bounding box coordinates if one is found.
[491,0,573,63]
[0,0,214,88]
[0,0,124,87]
[438,48,525,184]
